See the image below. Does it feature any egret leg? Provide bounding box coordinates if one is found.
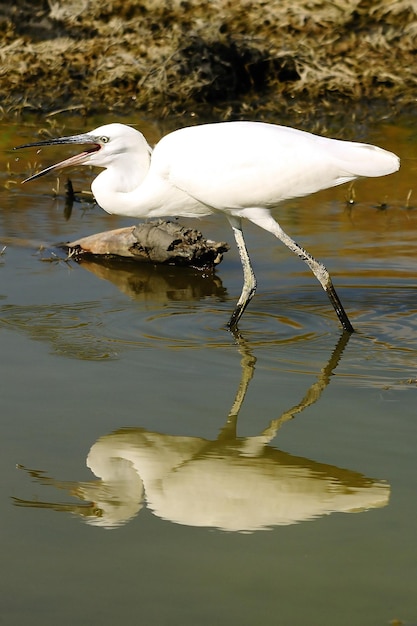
[246,210,354,333]
[227,216,257,330]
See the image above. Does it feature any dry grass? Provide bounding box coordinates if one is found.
[0,0,416,125]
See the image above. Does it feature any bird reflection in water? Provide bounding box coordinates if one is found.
[13,333,389,531]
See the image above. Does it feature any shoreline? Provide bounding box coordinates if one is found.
[1,1,416,128]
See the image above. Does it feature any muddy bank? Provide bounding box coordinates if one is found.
[1,0,416,127]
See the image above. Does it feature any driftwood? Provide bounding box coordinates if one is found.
[60,220,229,269]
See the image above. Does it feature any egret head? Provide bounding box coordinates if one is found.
[15,123,152,183]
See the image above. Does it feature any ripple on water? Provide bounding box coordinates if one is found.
[101,289,339,350]
[0,301,120,361]
[1,283,416,389]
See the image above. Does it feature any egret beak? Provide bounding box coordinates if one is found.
[14,133,101,183]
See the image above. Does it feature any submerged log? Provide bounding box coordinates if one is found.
[60,220,229,269]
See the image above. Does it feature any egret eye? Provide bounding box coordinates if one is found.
[99,136,109,143]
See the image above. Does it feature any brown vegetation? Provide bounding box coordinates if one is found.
[0,0,416,125]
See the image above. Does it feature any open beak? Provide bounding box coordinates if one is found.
[14,133,101,183]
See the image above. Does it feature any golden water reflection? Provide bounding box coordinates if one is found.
[78,256,227,304]
[13,334,390,531]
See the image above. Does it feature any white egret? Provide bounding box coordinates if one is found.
[16,121,400,331]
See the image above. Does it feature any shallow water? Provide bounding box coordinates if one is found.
[1,115,417,625]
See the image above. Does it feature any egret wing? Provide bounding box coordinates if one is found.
[153,122,398,212]
[155,123,349,211]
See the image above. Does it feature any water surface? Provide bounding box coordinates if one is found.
[1,115,416,625]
